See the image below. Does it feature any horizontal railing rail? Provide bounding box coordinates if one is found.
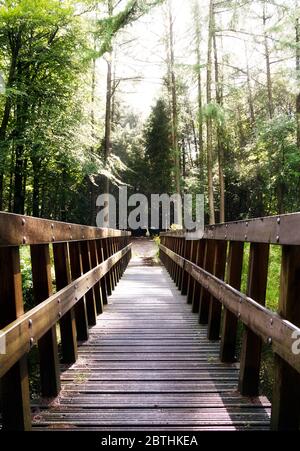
[0,212,132,431]
[160,211,300,431]
[161,211,300,245]
[0,212,130,247]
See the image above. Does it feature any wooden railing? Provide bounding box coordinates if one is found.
[0,212,131,431]
[160,212,300,431]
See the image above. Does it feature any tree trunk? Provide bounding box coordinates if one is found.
[206,0,216,225]
[13,143,25,214]
[263,3,274,119]
[0,33,21,209]
[168,0,181,195]
[245,42,255,125]
[31,154,41,218]
[193,0,204,190]
[90,35,98,226]
[296,9,300,149]
[213,20,225,224]
[103,0,113,198]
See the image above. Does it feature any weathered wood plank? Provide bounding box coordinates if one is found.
[159,244,300,375]
[220,242,244,362]
[0,212,130,247]
[31,244,61,398]
[32,261,270,431]
[0,247,31,431]
[238,243,269,396]
[0,245,131,378]
[53,242,78,364]
[271,245,300,430]
[161,212,300,246]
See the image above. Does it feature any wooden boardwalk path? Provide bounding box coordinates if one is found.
[32,260,271,431]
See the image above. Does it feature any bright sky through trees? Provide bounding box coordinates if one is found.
[96,0,296,118]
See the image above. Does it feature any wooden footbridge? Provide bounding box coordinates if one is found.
[0,212,300,431]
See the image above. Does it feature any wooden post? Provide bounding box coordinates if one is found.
[53,243,78,364]
[168,237,178,282]
[80,241,97,326]
[104,239,113,296]
[115,238,121,282]
[207,240,227,340]
[96,239,108,305]
[69,242,89,341]
[238,242,269,396]
[192,240,205,313]
[0,247,32,431]
[31,244,61,397]
[171,238,177,283]
[176,238,185,288]
[181,239,192,295]
[89,240,103,315]
[108,238,116,290]
[199,240,216,324]
[187,240,198,304]
[220,242,244,362]
[271,245,300,430]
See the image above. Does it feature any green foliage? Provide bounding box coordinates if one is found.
[202,102,225,126]
[97,0,163,55]
[144,98,173,195]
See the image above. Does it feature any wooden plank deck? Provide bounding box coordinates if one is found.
[32,261,271,431]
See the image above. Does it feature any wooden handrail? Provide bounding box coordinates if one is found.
[161,211,300,245]
[0,211,130,247]
[0,244,131,379]
[160,216,300,431]
[0,212,132,431]
[159,244,300,374]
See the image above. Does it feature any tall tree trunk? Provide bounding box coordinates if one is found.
[13,142,25,214]
[296,5,300,149]
[0,32,21,209]
[206,0,216,225]
[168,0,181,195]
[103,0,113,200]
[193,0,204,190]
[90,36,97,226]
[104,54,112,195]
[31,152,41,217]
[213,20,225,224]
[13,62,27,215]
[263,3,274,119]
[245,42,255,125]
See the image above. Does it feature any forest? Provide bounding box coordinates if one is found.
[0,0,299,226]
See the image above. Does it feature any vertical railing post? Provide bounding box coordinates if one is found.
[104,239,113,295]
[207,240,227,340]
[171,237,177,283]
[199,240,216,324]
[0,246,32,431]
[271,245,300,430]
[109,238,116,289]
[89,240,104,315]
[116,238,122,281]
[187,240,198,304]
[69,242,89,341]
[80,241,97,326]
[238,242,269,396]
[53,242,78,364]
[191,240,205,313]
[176,238,185,288]
[97,239,109,304]
[181,239,192,295]
[220,241,244,362]
[31,244,60,397]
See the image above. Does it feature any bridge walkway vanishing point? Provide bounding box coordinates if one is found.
[32,240,271,431]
